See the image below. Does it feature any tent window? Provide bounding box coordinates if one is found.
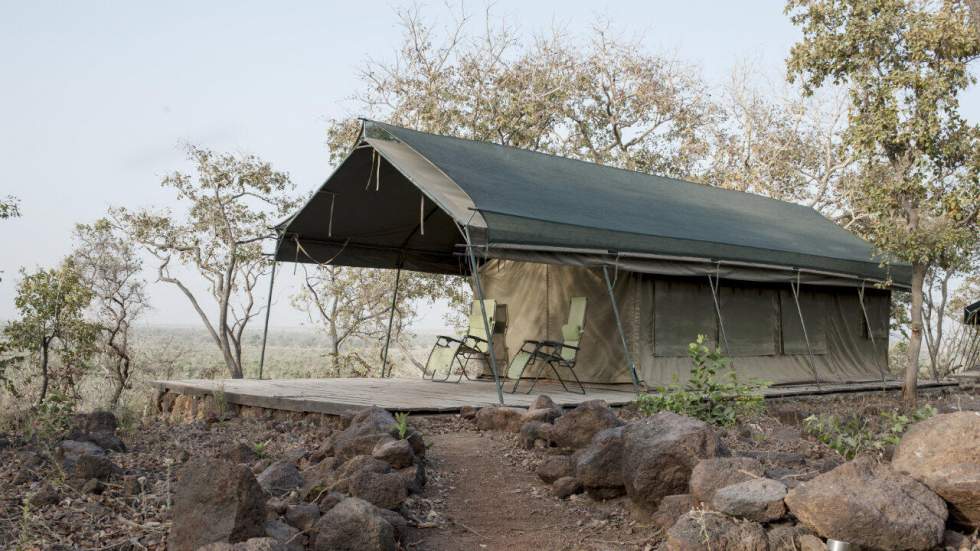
[779,289,828,355]
[719,286,779,356]
[654,279,717,356]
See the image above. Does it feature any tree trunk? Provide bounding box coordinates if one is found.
[904,262,927,408]
[37,338,50,406]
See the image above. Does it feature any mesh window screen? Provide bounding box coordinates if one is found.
[719,286,779,356]
[780,289,828,355]
[654,279,717,356]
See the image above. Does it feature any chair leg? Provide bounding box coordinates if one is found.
[563,363,587,395]
[547,361,586,395]
[509,355,536,394]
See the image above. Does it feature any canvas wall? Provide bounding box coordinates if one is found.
[478,259,890,386]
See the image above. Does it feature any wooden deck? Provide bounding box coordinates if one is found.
[150,376,961,416]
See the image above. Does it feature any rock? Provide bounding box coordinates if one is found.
[264,520,304,551]
[666,510,768,551]
[27,482,60,507]
[475,406,526,432]
[221,442,260,464]
[282,447,309,464]
[333,407,398,461]
[197,538,287,551]
[649,494,695,531]
[316,491,346,513]
[519,420,553,449]
[575,426,624,494]
[377,509,409,540]
[313,497,397,551]
[331,455,392,492]
[523,407,562,424]
[550,400,622,449]
[689,456,764,505]
[168,457,267,551]
[73,454,115,481]
[257,461,304,497]
[397,463,426,494]
[892,411,980,528]
[536,454,576,484]
[460,405,478,420]
[349,469,408,509]
[73,410,118,434]
[797,534,825,551]
[80,478,105,494]
[372,439,414,469]
[530,395,557,410]
[405,429,426,458]
[76,431,127,452]
[943,530,970,550]
[622,412,727,511]
[284,502,320,531]
[586,486,626,500]
[711,478,786,522]
[55,439,105,472]
[553,476,584,499]
[784,456,947,551]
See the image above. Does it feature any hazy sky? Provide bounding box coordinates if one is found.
[2,1,978,331]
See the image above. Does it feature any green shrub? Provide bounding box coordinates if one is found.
[803,404,936,459]
[394,412,409,439]
[634,335,769,426]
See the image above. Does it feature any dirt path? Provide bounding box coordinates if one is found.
[403,431,658,551]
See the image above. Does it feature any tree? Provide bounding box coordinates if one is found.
[786,0,980,406]
[114,146,299,378]
[0,195,19,220]
[73,219,148,407]
[2,260,99,404]
[292,265,467,377]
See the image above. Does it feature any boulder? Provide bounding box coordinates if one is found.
[405,429,426,458]
[892,411,980,528]
[519,420,553,449]
[349,469,408,509]
[586,486,626,500]
[523,407,562,424]
[56,440,115,480]
[475,406,525,432]
[766,524,820,551]
[168,458,267,551]
[711,478,786,522]
[257,461,304,497]
[649,494,695,531]
[689,457,764,505]
[536,454,576,484]
[313,497,397,551]
[284,502,320,531]
[530,395,557,410]
[333,407,398,461]
[550,400,622,449]
[372,439,415,469]
[460,405,478,420]
[72,410,118,434]
[197,538,288,551]
[377,509,409,540]
[553,476,584,499]
[666,511,768,551]
[622,412,727,511]
[784,456,947,551]
[575,426,624,493]
[264,519,304,551]
[221,442,260,464]
[27,482,60,508]
[397,463,426,494]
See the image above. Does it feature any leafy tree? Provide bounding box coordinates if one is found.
[0,195,19,220]
[2,260,99,404]
[73,219,148,407]
[786,0,980,406]
[114,146,300,378]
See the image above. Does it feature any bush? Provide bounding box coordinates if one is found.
[634,335,769,426]
[803,404,936,459]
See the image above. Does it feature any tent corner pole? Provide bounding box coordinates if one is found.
[380,264,403,378]
[258,258,278,381]
[465,230,504,405]
[602,265,641,394]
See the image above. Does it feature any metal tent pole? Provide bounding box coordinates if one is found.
[857,283,891,389]
[464,229,504,405]
[258,259,278,380]
[707,266,732,357]
[602,265,641,392]
[380,265,403,378]
[790,273,822,391]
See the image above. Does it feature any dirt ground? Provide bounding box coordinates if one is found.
[1,386,978,550]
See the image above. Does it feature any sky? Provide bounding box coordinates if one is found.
[1,1,978,332]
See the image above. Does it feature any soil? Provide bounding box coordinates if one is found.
[1,386,978,550]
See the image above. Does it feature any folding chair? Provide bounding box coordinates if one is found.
[508,296,587,395]
[424,300,496,383]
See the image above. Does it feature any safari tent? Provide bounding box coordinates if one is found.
[273,120,911,398]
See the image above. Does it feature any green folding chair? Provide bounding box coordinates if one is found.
[424,300,496,383]
[508,296,587,395]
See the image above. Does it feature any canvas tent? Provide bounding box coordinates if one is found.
[272,120,911,400]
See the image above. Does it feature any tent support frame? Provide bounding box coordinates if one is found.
[258,259,278,380]
[707,266,733,357]
[602,265,642,393]
[466,230,505,405]
[380,264,403,378]
[790,273,822,390]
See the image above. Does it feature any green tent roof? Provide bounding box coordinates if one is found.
[277,120,911,287]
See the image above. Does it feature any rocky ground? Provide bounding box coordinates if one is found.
[0,387,978,550]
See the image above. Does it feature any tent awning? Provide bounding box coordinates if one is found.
[276,120,912,288]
